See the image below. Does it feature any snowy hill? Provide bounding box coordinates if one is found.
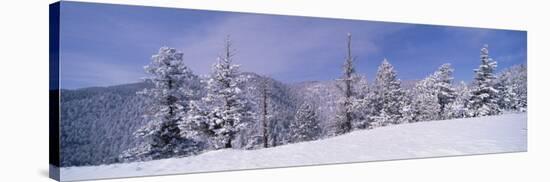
[60,113,527,181]
[59,73,423,167]
[59,73,300,166]
[59,73,381,167]
[60,82,152,166]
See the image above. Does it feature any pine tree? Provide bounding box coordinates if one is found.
[181,100,211,138]
[467,45,501,117]
[371,109,390,127]
[515,64,528,111]
[399,94,415,123]
[335,33,360,134]
[260,79,271,148]
[128,47,200,160]
[409,63,457,122]
[371,59,406,126]
[290,103,321,142]
[495,64,527,111]
[202,37,252,149]
[496,81,518,111]
[433,64,457,119]
[447,81,470,118]
[352,75,372,129]
[410,76,440,122]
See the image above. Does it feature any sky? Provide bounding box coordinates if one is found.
[58,1,527,89]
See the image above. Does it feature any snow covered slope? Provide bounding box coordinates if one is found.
[61,113,527,181]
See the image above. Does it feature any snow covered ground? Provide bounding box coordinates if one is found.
[61,113,527,181]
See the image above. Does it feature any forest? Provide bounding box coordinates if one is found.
[60,34,527,167]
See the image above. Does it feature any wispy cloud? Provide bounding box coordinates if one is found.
[175,14,409,82]
[59,2,525,89]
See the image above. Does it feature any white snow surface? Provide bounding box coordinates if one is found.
[61,113,527,181]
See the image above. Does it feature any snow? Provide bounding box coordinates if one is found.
[61,113,526,181]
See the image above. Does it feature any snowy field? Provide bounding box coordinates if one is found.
[61,113,527,181]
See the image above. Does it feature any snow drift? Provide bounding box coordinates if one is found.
[61,113,527,181]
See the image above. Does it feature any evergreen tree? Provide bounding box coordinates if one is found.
[352,75,372,129]
[515,64,528,111]
[399,94,415,123]
[260,79,271,148]
[290,103,321,142]
[201,37,253,149]
[433,64,457,119]
[370,59,406,126]
[447,81,470,118]
[407,63,458,122]
[335,33,360,134]
[181,100,211,138]
[495,64,527,111]
[410,76,440,122]
[371,109,390,127]
[126,47,200,161]
[467,45,501,117]
[496,81,518,111]
[409,63,457,122]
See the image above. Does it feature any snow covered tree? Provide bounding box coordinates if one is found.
[371,109,390,127]
[290,103,321,142]
[179,100,212,142]
[370,59,406,126]
[410,76,440,122]
[433,64,457,119]
[447,81,470,118]
[410,63,457,122]
[259,79,271,148]
[352,75,373,129]
[514,64,528,111]
[495,64,527,111]
[399,95,415,123]
[201,37,253,149]
[126,47,201,161]
[467,45,501,117]
[409,63,457,122]
[335,33,361,135]
[496,81,518,111]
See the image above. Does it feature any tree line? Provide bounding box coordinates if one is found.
[119,34,527,162]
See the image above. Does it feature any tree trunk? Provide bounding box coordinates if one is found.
[225,137,232,148]
[342,33,353,133]
[261,81,269,148]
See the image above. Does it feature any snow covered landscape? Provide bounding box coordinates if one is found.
[57,38,527,181]
[55,3,527,181]
[61,113,526,181]
[57,36,527,181]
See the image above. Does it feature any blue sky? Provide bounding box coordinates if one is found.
[59,1,527,89]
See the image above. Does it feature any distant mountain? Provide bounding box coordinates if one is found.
[288,80,341,136]
[60,73,303,167]
[60,82,152,167]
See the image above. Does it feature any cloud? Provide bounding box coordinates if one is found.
[175,14,409,81]
[58,6,412,88]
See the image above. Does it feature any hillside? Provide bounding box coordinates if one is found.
[59,73,302,166]
[60,113,527,181]
[59,82,152,166]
